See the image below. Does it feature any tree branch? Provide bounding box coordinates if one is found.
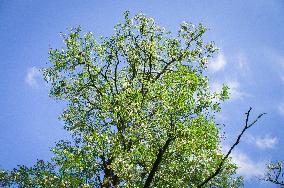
[154,59,176,81]
[262,161,284,187]
[198,107,266,187]
[114,50,120,94]
[143,137,174,188]
[143,116,175,188]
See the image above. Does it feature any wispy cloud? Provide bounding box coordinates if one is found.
[221,145,266,179]
[231,150,266,178]
[245,134,278,149]
[227,80,248,100]
[211,80,248,101]
[208,52,226,72]
[236,53,249,72]
[25,67,41,88]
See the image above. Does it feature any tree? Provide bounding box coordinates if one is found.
[0,11,264,187]
[263,161,284,187]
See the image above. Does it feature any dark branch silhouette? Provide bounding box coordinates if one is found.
[198,107,266,187]
[143,137,174,188]
[143,115,175,188]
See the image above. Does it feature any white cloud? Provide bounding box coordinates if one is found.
[255,137,277,149]
[236,53,249,72]
[221,145,266,179]
[231,150,266,178]
[227,80,248,100]
[211,82,223,93]
[208,52,226,72]
[25,67,41,88]
[245,134,278,149]
[211,80,248,101]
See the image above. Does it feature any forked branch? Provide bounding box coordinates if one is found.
[198,107,266,187]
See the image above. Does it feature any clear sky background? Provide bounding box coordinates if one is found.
[0,1,283,187]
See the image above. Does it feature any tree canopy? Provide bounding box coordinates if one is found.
[0,11,249,187]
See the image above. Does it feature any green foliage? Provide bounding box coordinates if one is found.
[1,11,243,187]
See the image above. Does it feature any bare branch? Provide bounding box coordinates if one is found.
[198,107,266,187]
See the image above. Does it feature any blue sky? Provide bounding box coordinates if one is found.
[0,1,283,187]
